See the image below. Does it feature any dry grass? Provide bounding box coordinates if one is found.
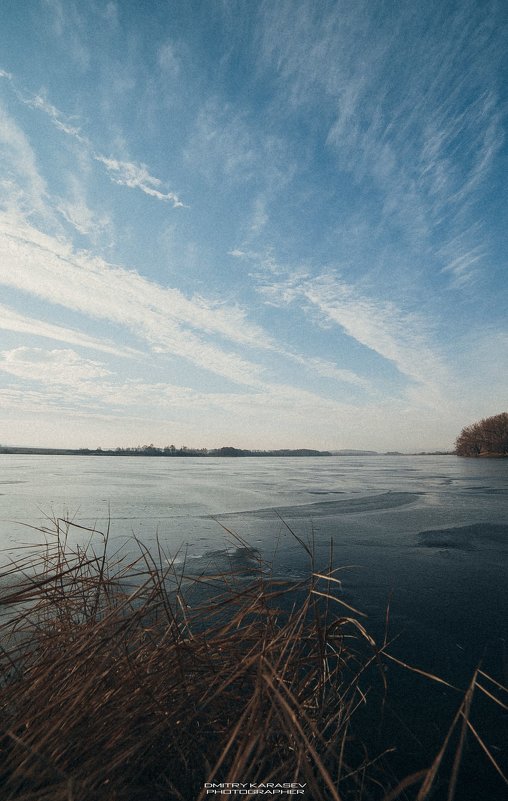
[0,520,506,801]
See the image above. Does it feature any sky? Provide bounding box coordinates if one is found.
[0,0,507,452]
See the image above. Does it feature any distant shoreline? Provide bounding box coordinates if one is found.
[0,446,454,457]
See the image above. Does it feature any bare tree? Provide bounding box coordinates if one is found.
[455,412,508,456]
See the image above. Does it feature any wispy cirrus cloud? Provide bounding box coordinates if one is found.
[93,155,185,207]
[257,0,505,288]
[290,355,372,392]
[57,194,111,239]
[0,99,52,224]
[437,231,485,289]
[1,0,504,452]
[0,347,111,384]
[259,270,446,403]
[0,70,185,209]
[441,248,484,289]
[0,303,140,358]
[0,87,112,242]
[22,92,88,142]
[184,99,295,192]
[56,166,113,240]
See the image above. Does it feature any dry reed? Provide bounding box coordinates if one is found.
[0,519,506,801]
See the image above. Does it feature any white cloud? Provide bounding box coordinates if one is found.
[259,271,447,404]
[0,303,140,358]
[0,347,111,384]
[441,248,484,289]
[0,101,52,223]
[0,343,365,439]
[0,331,468,451]
[92,155,185,208]
[57,196,110,238]
[56,169,112,240]
[292,355,372,391]
[185,102,258,184]
[24,93,87,142]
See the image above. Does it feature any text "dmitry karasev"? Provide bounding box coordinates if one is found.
[204,783,306,795]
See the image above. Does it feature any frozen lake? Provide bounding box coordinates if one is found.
[1,453,507,679]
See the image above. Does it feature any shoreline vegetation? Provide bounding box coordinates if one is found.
[455,412,508,457]
[0,522,506,800]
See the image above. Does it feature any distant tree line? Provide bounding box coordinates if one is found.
[97,445,331,457]
[455,412,508,457]
[0,445,331,457]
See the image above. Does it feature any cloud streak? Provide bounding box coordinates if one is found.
[0,70,185,208]
[0,303,140,358]
[0,347,111,384]
[93,155,185,206]
[259,270,447,404]
[0,99,52,224]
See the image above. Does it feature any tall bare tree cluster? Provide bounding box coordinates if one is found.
[455,412,508,456]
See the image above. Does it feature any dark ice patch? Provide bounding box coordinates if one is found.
[214,492,421,521]
[307,490,346,495]
[418,523,508,552]
[419,532,477,551]
[467,488,506,495]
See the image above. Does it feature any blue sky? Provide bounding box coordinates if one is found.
[0,0,506,451]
